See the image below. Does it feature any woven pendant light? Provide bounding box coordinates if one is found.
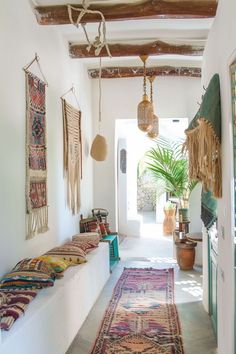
[90,58,108,161]
[147,76,159,139]
[137,55,153,132]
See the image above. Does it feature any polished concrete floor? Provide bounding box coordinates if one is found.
[67,214,217,354]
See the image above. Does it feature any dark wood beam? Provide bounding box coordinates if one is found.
[69,41,204,58]
[35,1,217,25]
[88,66,201,79]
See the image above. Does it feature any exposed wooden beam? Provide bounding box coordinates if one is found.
[69,41,204,58]
[88,66,201,79]
[35,1,217,26]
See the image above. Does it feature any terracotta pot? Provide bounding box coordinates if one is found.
[163,208,176,235]
[175,240,197,270]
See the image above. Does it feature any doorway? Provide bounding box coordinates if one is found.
[116,118,188,238]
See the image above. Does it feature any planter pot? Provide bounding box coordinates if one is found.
[178,208,189,222]
[175,240,197,270]
[163,208,176,235]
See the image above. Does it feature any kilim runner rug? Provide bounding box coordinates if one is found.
[91,268,184,354]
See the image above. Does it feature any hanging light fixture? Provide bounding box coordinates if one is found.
[137,55,153,132]
[90,58,108,161]
[147,76,159,139]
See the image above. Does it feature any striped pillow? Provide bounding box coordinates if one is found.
[0,259,56,290]
[72,232,100,245]
[0,289,38,331]
[45,245,87,265]
[65,240,98,253]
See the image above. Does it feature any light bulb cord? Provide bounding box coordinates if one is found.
[150,78,153,103]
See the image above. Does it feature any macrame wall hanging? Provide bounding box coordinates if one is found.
[90,58,108,161]
[184,73,222,229]
[61,87,82,214]
[23,54,49,239]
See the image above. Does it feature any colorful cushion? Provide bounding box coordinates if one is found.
[72,232,100,245]
[80,217,101,235]
[0,289,38,330]
[0,259,56,290]
[35,256,69,277]
[45,245,87,265]
[65,240,98,253]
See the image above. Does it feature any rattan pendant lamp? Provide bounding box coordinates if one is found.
[137,55,153,132]
[147,76,159,138]
[90,58,108,161]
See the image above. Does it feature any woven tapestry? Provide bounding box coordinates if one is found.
[26,72,48,239]
[62,98,82,214]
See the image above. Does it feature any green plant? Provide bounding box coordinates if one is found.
[145,137,197,208]
[164,201,176,210]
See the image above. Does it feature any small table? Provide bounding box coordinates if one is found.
[100,234,120,272]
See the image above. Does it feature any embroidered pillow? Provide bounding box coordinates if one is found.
[0,259,56,290]
[0,289,38,330]
[65,240,98,253]
[80,217,101,235]
[45,245,87,265]
[35,256,69,277]
[72,232,100,245]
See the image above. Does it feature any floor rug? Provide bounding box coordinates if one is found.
[91,268,184,354]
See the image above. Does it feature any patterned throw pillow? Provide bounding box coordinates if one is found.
[65,240,98,253]
[80,217,101,235]
[72,232,100,246]
[0,259,56,290]
[35,256,69,278]
[0,289,38,330]
[45,245,87,265]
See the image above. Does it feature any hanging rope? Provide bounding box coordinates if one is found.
[67,4,112,58]
[98,57,102,133]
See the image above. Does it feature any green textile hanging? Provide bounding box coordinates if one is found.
[185,73,221,229]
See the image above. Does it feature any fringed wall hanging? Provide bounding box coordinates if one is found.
[61,87,82,214]
[24,54,49,239]
[184,73,221,229]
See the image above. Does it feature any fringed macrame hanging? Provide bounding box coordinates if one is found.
[62,98,82,214]
[184,74,222,199]
[184,73,221,229]
[24,54,49,239]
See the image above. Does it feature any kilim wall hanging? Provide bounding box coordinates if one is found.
[61,98,82,214]
[25,71,49,239]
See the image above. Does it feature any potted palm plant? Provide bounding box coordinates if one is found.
[145,137,198,269]
[145,137,197,214]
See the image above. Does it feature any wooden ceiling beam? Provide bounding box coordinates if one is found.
[69,40,204,58]
[88,66,201,79]
[35,1,217,25]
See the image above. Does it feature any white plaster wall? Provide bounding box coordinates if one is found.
[92,76,202,231]
[0,1,93,277]
[202,1,236,352]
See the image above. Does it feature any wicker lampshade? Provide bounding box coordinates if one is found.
[90,134,107,161]
[147,75,159,138]
[137,55,153,132]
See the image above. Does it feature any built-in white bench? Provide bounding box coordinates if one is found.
[0,243,110,354]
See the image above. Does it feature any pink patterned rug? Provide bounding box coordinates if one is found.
[91,268,184,354]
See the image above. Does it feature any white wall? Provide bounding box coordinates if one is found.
[202,1,236,353]
[0,1,93,277]
[92,76,202,231]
